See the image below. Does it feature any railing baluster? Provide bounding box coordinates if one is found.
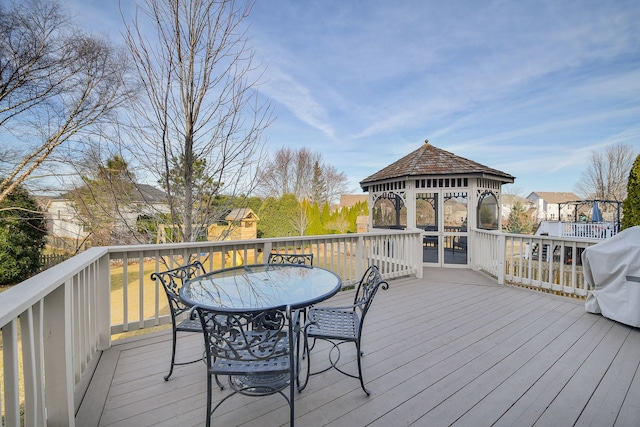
[138,252,145,329]
[2,320,20,427]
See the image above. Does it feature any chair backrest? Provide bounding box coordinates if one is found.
[352,265,389,321]
[196,306,299,369]
[267,253,314,266]
[151,261,206,317]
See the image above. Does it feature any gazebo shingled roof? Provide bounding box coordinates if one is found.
[360,140,514,188]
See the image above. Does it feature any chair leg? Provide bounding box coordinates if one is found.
[206,372,212,427]
[297,332,311,391]
[355,341,370,396]
[289,370,295,427]
[164,327,178,381]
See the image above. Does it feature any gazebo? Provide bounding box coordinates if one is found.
[360,140,514,267]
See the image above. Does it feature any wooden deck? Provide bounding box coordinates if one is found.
[77,268,640,427]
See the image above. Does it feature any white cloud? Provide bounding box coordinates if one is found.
[260,65,336,139]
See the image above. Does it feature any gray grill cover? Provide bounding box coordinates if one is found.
[583,226,640,327]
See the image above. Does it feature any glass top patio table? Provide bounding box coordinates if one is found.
[180,263,342,312]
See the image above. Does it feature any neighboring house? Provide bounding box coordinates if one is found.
[208,208,259,241]
[46,183,169,249]
[526,191,582,221]
[338,194,368,208]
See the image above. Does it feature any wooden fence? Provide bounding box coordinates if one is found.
[38,253,71,272]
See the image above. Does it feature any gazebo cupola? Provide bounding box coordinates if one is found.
[360,140,514,266]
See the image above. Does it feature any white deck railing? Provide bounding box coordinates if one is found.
[536,221,618,240]
[0,230,422,426]
[1,227,603,426]
[474,229,599,298]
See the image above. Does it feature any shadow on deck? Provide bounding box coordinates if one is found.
[78,268,640,427]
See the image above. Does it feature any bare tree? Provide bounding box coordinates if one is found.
[256,147,316,200]
[123,0,272,242]
[289,201,309,236]
[0,0,135,204]
[575,142,638,202]
[256,146,349,204]
[323,163,349,204]
[501,185,524,198]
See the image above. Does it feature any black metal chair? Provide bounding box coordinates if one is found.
[267,253,314,327]
[196,306,302,427]
[299,265,388,395]
[150,261,207,381]
[267,253,314,265]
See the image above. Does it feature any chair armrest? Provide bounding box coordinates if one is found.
[188,305,199,320]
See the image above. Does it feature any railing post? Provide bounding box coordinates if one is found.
[98,254,111,350]
[263,241,273,260]
[497,234,506,285]
[414,232,423,279]
[43,282,75,427]
[356,235,365,281]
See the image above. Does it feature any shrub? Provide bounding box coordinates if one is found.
[0,182,48,285]
[621,154,640,230]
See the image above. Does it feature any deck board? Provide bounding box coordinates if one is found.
[77,267,640,427]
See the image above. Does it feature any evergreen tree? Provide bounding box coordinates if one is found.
[506,201,533,234]
[310,161,328,204]
[304,201,325,235]
[321,202,332,226]
[257,194,299,238]
[0,182,47,285]
[621,154,640,230]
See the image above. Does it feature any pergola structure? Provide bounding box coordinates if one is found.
[360,140,514,267]
[558,199,622,229]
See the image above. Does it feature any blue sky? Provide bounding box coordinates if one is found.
[67,0,640,198]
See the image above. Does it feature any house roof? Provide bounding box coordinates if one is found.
[526,191,582,204]
[135,184,168,203]
[226,208,258,221]
[359,140,514,187]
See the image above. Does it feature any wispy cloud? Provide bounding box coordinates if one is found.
[259,65,336,139]
[249,0,640,147]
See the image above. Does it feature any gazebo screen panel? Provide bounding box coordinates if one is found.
[372,193,407,229]
[477,191,499,230]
